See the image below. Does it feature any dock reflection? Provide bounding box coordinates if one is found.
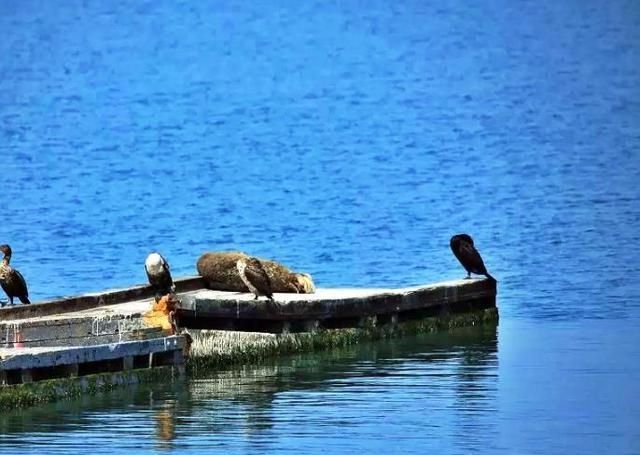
[0,324,498,451]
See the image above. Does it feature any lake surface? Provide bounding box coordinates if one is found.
[1,0,639,453]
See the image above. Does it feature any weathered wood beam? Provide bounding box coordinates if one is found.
[0,276,204,321]
[178,279,495,322]
[0,336,185,371]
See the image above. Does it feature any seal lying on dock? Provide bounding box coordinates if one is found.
[196,251,315,293]
[450,234,496,281]
[0,244,31,306]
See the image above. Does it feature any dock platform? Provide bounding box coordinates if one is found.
[0,336,185,385]
[178,278,495,333]
[0,277,497,409]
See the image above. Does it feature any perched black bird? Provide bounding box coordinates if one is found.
[450,234,495,281]
[145,252,175,301]
[236,257,275,301]
[0,244,31,306]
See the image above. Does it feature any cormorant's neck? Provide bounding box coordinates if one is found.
[1,255,10,266]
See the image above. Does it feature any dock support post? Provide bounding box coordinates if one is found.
[358,315,377,329]
[303,320,320,333]
[172,350,184,367]
[21,369,33,384]
[172,350,185,378]
[66,363,79,378]
[123,356,134,371]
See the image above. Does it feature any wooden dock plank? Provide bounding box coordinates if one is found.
[0,336,184,370]
[0,298,163,347]
[0,276,204,322]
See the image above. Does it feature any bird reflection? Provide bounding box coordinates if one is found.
[154,408,177,449]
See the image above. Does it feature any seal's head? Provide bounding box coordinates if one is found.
[294,273,315,293]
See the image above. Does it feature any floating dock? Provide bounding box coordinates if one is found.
[178,278,494,332]
[0,336,185,384]
[0,277,497,409]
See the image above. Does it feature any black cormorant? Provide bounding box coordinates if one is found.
[450,234,495,281]
[236,257,275,301]
[0,244,31,306]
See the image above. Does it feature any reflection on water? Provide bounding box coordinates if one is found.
[0,325,498,454]
[2,320,637,454]
[154,407,177,449]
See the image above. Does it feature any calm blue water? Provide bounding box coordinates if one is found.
[1,0,639,453]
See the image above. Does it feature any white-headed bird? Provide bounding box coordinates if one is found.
[145,252,176,301]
